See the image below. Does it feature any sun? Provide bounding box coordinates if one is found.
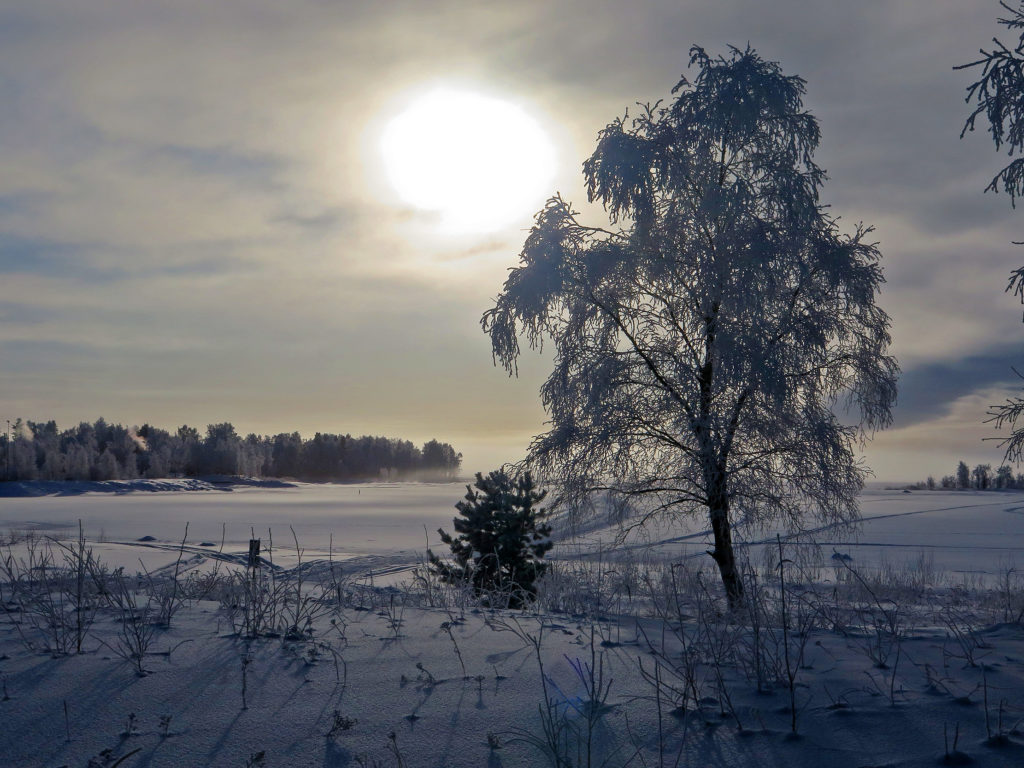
[380,87,556,233]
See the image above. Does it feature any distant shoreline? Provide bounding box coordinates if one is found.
[0,477,296,498]
[0,476,468,498]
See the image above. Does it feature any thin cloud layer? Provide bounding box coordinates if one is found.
[0,1,1021,477]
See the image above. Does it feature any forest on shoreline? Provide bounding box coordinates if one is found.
[0,418,462,483]
[909,460,1024,491]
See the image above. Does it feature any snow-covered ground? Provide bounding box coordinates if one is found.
[2,483,1022,578]
[1,484,1023,767]
[617,489,1024,581]
[0,481,468,578]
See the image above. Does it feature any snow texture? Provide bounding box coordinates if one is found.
[0,484,1022,767]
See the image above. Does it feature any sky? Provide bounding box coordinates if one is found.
[1,0,1023,481]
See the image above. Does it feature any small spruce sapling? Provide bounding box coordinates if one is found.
[428,470,552,608]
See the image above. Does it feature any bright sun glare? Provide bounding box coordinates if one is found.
[381,88,556,233]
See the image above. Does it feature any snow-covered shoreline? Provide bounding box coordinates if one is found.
[0,477,298,498]
[1,529,1022,768]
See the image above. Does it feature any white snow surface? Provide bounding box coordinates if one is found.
[2,483,1023,578]
[0,484,1023,767]
[0,481,467,578]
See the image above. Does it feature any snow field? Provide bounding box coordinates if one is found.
[1,485,1024,766]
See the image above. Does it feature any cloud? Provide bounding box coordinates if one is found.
[149,144,286,187]
[0,1,1023,476]
[894,343,1024,427]
[863,386,1016,481]
[0,234,120,282]
[272,208,354,233]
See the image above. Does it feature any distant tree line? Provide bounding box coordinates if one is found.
[909,461,1024,491]
[0,418,462,483]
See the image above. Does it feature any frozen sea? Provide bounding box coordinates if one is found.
[0,481,465,578]
[1,481,1023,581]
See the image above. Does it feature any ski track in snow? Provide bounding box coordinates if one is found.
[2,485,1024,766]
[560,493,1024,578]
[4,484,1024,577]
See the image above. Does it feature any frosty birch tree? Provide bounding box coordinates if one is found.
[483,46,899,607]
[958,2,1024,462]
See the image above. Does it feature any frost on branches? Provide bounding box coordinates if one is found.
[958,2,1024,463]
[483,45,899,607]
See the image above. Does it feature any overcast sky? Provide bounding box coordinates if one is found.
[1,0,1022,481]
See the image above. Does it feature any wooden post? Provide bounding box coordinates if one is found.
[247,539,261,578]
